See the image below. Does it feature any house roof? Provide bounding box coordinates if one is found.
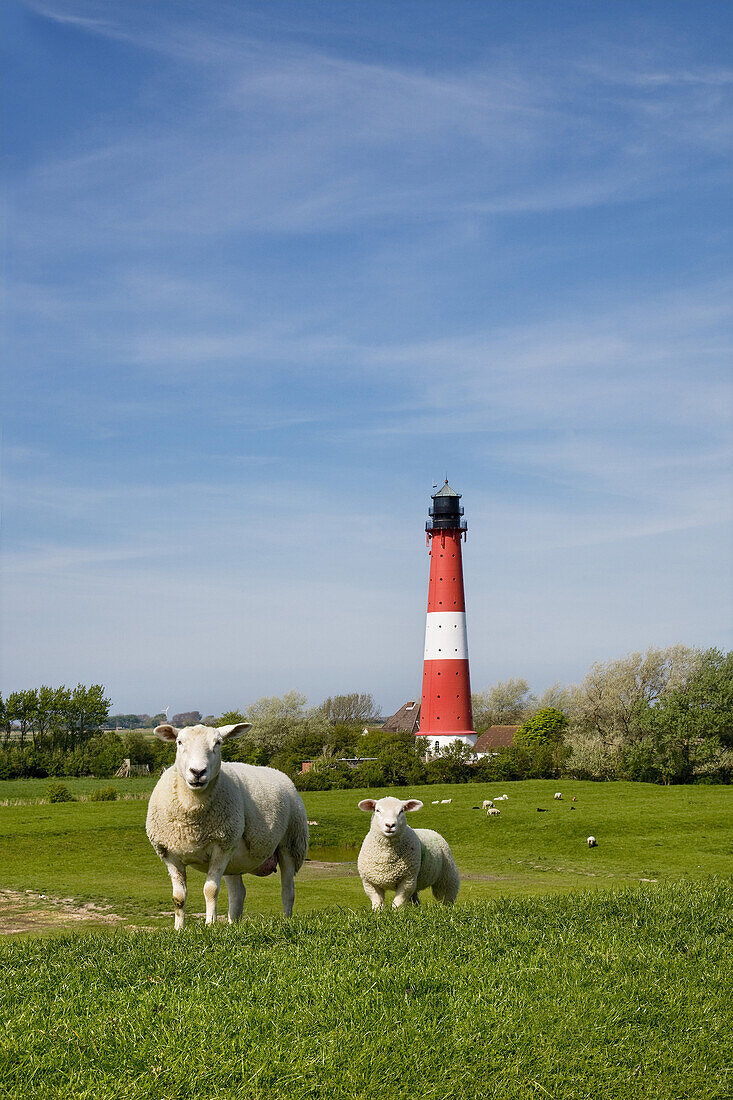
[473,725,520,752]
[382,700,421,733]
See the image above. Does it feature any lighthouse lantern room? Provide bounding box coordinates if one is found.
[417,480,477,752]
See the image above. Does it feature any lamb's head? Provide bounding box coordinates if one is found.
[155,723,251,791]
[358,795,423,838]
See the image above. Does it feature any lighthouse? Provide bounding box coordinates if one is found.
[417,480,477,753]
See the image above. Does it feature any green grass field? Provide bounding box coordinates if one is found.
[1,882,730,1099]
[0,778,730,927]
[1,779,731,1098]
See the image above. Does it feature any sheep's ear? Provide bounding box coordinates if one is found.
[155,724,179,742]
[217,723,252,740]
[403,799,423,813]
[358,799,377,813]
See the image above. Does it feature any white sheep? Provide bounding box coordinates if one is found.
[440,798,452,804]
[482,800,494,810]
[357,796,460,910]
[587,836,597,847]
[486,807,501,816]
[146,723,309,929]
[554,792,563,800]
[494,794,509,801]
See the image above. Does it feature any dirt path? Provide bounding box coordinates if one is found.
[0,888,125,935]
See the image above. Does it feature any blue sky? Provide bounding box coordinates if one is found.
[2,0,732,716]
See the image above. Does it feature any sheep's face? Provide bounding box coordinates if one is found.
[155,723,251,791]
[358,796,423,838]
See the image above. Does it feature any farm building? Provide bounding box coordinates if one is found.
[382,701,421,734]
[472,726,520,757]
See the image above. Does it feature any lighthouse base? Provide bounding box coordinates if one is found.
[416,732,477,756]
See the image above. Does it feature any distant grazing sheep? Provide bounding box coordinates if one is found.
[587,836,597,847]
[146,723,309,929]
[482,800,494,810]
[357,796,460,910]
[554,792,563,800]
[486,807,501,816]
[440,798,452,804]
[494,795,509,801]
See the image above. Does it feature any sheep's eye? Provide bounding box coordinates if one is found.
[375,806,381,814]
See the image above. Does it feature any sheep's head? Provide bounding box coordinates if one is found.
[155,723,251,791]
[358,795,423,838]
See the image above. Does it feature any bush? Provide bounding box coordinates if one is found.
[46,783,75,803]
[293,769,335,791]
[89,786,118,802]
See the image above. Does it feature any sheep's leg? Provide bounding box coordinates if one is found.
[410,892,421,906]
[392,880,418,909]
[164,856,187,931]
[277,848,296,918]
[362,881,385,911]
[225,874,246,923]
[203,848,230,926]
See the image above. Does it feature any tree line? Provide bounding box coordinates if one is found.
[1,648,730,784]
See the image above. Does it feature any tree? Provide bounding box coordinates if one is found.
[472,679,535,732]
[630,648,733,783]
[216,710,248,727]
[243,691,330,755]
[170,711,202,727]
[514,708,568,748]
[570,646,699,748]
[6,690,38,747]
[34,685,69,750]
[320,693,378,726]
[65,684,111,750]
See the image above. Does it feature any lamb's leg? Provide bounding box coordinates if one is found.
[410,892,421,906]
[362,881,385,911]
[164,855,187,931]
[225,874,246,923]
[392,879,418,909]
[277,848,296,917]
[203,848,230,926]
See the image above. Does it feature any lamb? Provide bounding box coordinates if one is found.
[357,796,460,910]
[554,792,563,800]
[587,836,597,847]
[482,800,494,810]
[440,798,452,804]
[486,807,501,816]
[146,723,309,929]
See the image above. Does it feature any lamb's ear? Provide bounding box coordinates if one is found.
[403,799,423,813]
[216,723,252,740]
[358,799,377,813]
[154,724,179,742]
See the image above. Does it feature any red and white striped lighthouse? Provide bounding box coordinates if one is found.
[417,481,477,752]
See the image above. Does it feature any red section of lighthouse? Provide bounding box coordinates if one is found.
[418,481,476,750]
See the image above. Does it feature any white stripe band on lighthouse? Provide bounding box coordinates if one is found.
[423,612,469,661]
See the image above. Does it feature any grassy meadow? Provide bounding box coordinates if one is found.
[0,778,730,927]
[1,882,731,1099]
[0,779,731,1097]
